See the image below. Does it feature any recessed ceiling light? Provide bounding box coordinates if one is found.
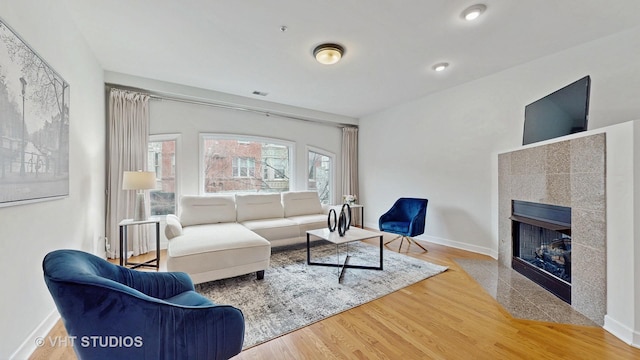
[432,62,449,72]
[461,4,487,21]
[313,43,344,65]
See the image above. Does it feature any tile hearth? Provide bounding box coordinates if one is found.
[455,258,596,327]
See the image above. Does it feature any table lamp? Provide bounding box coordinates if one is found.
[122,170,156,221]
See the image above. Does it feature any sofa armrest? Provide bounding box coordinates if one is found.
[165,214,183,240]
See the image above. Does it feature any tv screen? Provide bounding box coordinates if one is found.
[523,76,591,145]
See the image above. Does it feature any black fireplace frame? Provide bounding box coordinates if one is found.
[511,200,572,304]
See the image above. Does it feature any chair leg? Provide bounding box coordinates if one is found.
[406,237,428,252]
[384,235,402,246]
[384,235,428,252]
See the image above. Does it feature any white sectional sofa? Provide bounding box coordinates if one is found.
[164,191,328,284]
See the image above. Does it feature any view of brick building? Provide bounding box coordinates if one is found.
[148,137,330,215]
[202,138,289,194]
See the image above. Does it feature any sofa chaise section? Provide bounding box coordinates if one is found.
[165,195,271,284]
[164,191,329,283]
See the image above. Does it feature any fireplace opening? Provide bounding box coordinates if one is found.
[511,200,571,304]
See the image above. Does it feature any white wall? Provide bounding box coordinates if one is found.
[359,26,640,257]
[596,121,640,346]
[0,2,105,359]
[105,72,354,205]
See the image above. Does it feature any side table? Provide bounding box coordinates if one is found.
[333,204,364,228]
[349,204,364,228]
[119,218,160,270]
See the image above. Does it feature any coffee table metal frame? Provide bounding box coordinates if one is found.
[306,227,383,282]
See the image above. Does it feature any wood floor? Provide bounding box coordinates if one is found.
[31,239,640,359]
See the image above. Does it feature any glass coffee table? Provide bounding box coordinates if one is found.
[306,227,384,282]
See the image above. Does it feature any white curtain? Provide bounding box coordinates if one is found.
[106,89,150,259]
[342,127,359,222]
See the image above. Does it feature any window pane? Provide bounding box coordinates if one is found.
[147,139,176,215]
[308,150,332,204]
[203,137,290,194]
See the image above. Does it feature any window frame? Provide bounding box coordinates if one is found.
[199,133,296,195]
[306,145,336,205]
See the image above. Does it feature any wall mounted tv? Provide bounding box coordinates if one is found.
[522,76,591,145]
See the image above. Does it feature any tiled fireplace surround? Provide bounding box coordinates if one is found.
[498,133,606,325]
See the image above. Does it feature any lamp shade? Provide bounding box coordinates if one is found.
[122,171,156,190]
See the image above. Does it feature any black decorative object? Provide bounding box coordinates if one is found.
[337,203,352,236]
[341,203,352,230]
[327,208,337,232]
[338,211,347,236]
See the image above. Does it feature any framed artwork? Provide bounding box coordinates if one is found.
[0,18,70,207]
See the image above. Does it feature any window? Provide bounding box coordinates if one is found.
[307,147,334,204]
[147,135,179,216]
[232,157,255,177]
[263,155,287,180]
[201,135,294,194]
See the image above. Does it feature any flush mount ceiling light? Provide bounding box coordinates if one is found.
[432,62,449,72]
[461,4,487,21]
[313,43,344,65]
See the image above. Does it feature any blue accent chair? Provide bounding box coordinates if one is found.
[378,198,429,252]
[43,249,244,360]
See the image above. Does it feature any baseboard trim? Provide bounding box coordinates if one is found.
[417,235,498,259]
[604,315,640,348]
[363,222,498,259]
[11,309,60,360]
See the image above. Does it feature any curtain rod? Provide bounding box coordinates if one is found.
[105,83,357,129]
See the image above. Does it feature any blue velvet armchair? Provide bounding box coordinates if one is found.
[378,198,429,252]
[43,249,244,360]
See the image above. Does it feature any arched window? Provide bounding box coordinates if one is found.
[307,146,335,204]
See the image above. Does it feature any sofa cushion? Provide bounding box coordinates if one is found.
[180,195,236,227]
[164,214,184,240]
[169,223,268,257]
[286,214,327,236]
[240,218,300,241]
[281,191,323,217]
[236,193,284,222]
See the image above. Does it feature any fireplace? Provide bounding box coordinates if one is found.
[499,133,606,324]
[511,200,572,304]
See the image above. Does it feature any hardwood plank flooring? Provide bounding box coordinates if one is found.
[31,238,640,359]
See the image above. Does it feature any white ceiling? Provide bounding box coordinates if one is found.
[64,0,640,118]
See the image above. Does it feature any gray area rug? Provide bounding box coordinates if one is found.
[195,241,448,349]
